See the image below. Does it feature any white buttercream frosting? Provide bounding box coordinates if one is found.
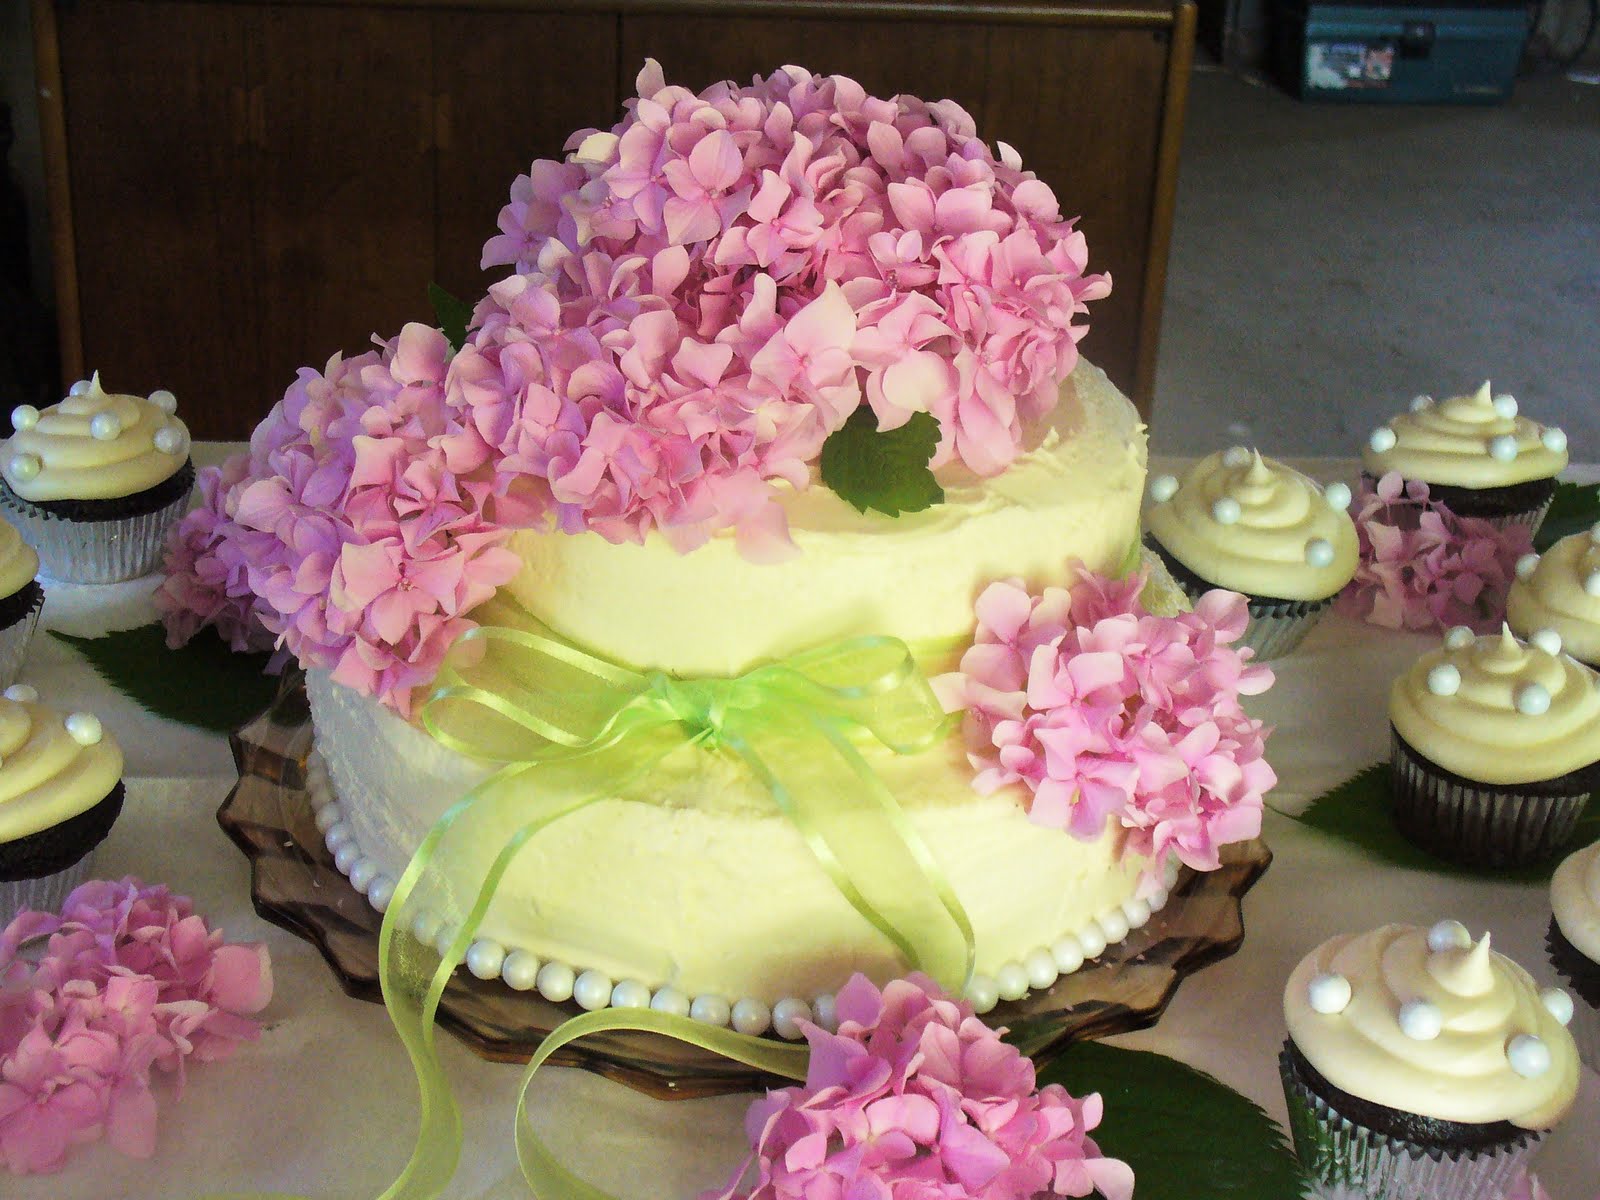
[1361,382,1567,488]
[1507,533,1600,666]
[0,693,123,842]
[1285,923,1579,1128]
[1389,626,1600,783]
[1551,840,1600,963]
[0,517,38,599]
[4,373,191,502]
[1144,449,1358,600]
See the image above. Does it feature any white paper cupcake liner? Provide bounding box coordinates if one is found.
[0,851,97,929]
[1480,494,1554,536]
[2,489,191,583]
[0,590,42,689]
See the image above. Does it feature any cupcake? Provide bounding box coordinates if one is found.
[1548,839,1600,1070]
[1506,528,1600,669]
[1281,922,1578,1200]
[1388,626,1600,867]
[0,514,42,688]
[0,685,124,923]
[1144,447,1357,659]
[1,373,194,582]
[1361,383,1567,531]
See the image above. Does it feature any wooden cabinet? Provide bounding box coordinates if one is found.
[33,0,1192,437]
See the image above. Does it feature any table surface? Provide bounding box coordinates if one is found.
[8,452,1598,1200]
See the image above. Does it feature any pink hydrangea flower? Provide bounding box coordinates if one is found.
[0,878,272,1175]
[1335,471,1532,633]
[935,568,1275,876]
[703,973,1133,1200]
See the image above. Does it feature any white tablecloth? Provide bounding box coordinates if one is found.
[8,454,1599,1199]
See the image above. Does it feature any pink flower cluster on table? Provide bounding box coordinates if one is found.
[0,878,272,1175]
[933,568,1276,877]
[704,973,1132,1200]
[1335,471,1532,634]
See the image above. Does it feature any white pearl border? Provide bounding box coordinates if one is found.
[305,750,1178,1038]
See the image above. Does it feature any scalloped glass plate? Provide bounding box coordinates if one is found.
[218,673,1272,1100]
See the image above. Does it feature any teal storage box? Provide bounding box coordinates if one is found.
[1272,0,1529,103]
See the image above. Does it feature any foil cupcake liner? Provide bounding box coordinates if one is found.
[1,487,191,583]
[1390,730,1591,868]
[1477,493,1554,536]
[0,851,96,929]
[0,586,42,689]
[1237,597,1333,661]
[1279,1048,1541,1200]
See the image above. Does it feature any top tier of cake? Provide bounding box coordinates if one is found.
[497,360,1146,677]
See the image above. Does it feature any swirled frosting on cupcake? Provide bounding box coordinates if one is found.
[1389,626,1600,783]
[4,373,191,502]
[1361,383,1568,488]
[0,517,38,600]
[0,686,123,843]
[1507,529,1600,666]
[1144,448,1358,600]
[1552,841,1600,964]
[1285,922,1579,1129]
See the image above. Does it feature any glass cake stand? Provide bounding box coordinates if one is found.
[218,672,1273,1100]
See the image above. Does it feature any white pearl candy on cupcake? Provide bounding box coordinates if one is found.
[1149,474,1179,503]
[7,453,40,482]
[9,405,38,431]
[64,712,103,746]
[1540,987,1574,1026]
[1427,919,1471,952]
[1398,999,1443,1041]
[1506,1033,1551,1078]
[149,389,179,414]
[1369,426,1397,453]
[1307,971,1352,1014]
[89,411,122,441]
[1324,481,1352,511]
[153,424,186,455]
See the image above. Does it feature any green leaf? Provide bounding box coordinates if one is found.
[428,282,474,352]
[1038,1041,1307,1200]
[819,408,944,517]
[52,624,280,734]
[1288,762,1600,882]
[1533,481,1600,552]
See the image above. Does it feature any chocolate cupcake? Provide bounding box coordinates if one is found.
[1282,922,1578,1200]
[1144,447,1358,659]
[0,514,42,688]
[2,373,194,582]
[1506,528,1600,669]
[1361,383,1567,531]
[1388,626,1600,867]
[0,685,125,923]
[1548,839,1600,1071]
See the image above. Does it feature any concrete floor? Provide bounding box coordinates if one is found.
[1149,66,1600,458]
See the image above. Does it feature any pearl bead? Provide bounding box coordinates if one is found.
[366,875,396,912]
[409,910,442,946]
[1585,571,1600,598]
[89,412,122,441]
[348,858,377,892]
[1531,629,1563,657]
[1590,521,1600,544]
[1324,481,1352,511]
[314,802,344,834]
[3,684,37,703]
[1163,856,1181,888]
[772,997,811,1040]
[10,404,38,431]
[1491,393,1519,419]
[334,842,361,874]
[1304,537,1335,568]
[153,423,186,455]
[731,997,771,1036]
[1515,682,1551,716]
[1507,1033,1551,1078]
[572,969,613,1011]
[812,993,838,1031]
[1369,426,1397,453]
[1077,921,1108,960]
[433,925,460,960]
[965,975,999,1014]
[1149,474,1179,503]
[610,979,651,1009]
[1223,445,1252,468]
[1427,920,1472,952]
[1024,947,1059,990]
[1146,886,1170,912]
[64,712,102,746]
[689,994,730,1027]
[501,950,540,991]
[323,822,352,852]
[1426,664,1461,697]
[1515,552,1541,581]
[68,378,91,396]
[8,453,41,481]
[1444,625,1476,651]
[1409,394,1432,413]
[536,962,576,1003]
[1543,427,1567,453]
[1540,987,1574,1027]
[1211,497,1242,525]
[465,939,506,981]
[1308,972,1352,1014]
[1488,434,1519,462]
[995,962,1029,1001]
[1097,908,1131,945]
[1122,896,1152,929]
[1051,934,1085,975]
[650,986,690,1018]
[1398,999,1443,1041]
[149,388,178,414]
